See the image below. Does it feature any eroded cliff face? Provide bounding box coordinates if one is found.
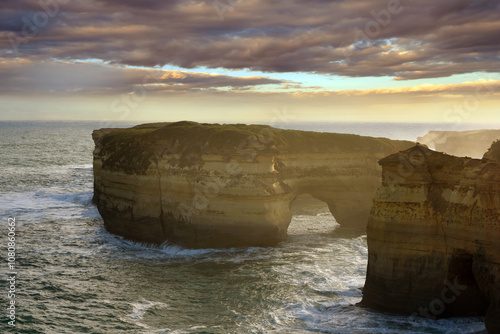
[360,144,500,333]
[417,129,500,158]
[92,121,413,248]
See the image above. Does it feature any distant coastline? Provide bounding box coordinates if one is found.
[2,120,499,142]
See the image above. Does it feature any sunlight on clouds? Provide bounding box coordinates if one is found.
[0,1,499,123]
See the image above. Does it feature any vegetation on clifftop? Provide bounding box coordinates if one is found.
[96,121,414,174]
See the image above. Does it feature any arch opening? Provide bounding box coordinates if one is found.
[443,251,489,317]
[286,193,339,237]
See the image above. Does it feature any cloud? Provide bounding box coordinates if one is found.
[0,58,292,95]
[356,79,500,97]
[2,58,497,104]
[0,0,498,80]
[292,79,500,98]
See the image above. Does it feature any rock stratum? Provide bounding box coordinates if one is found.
[360,144,500,333]
[92,121,413,248]
[417,129,500,158]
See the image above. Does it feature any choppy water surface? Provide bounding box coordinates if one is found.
[0,121,487,333]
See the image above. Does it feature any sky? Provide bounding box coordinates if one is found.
[0,0,499,125]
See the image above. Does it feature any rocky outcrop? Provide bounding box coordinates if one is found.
[417,129,500,158]
[484,140,500,162]
[92,121,413,248]
[360,144,500,333]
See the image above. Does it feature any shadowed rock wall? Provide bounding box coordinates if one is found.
[360,144,500,333]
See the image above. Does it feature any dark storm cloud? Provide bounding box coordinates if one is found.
[0,0,499,79]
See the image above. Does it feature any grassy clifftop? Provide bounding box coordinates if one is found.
[95,121,414,174]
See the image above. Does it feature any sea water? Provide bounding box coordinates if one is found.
[0,121,492,333]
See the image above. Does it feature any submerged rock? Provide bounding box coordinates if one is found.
[92,121,413,248]
[360,144,500,333]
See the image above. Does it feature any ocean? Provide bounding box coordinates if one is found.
[0,121,494,334]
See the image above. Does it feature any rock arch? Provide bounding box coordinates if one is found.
[93,122,413,248]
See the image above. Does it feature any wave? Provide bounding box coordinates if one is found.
[110,237,272,262]
[66,164,93,169]
[48,191,95,206]
[123,300,169,329]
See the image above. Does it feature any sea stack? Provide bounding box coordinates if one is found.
[360,143,500,333]
[92,121,413,248]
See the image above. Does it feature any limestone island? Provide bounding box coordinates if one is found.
[92,121,413,248]
[360,141,500,333]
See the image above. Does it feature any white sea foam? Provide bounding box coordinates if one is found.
[66,164,93,169]
[124,300,169,329]
[140,325,224,334]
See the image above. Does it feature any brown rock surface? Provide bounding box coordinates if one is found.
[360,144,500,333]
[92,121,413,248]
